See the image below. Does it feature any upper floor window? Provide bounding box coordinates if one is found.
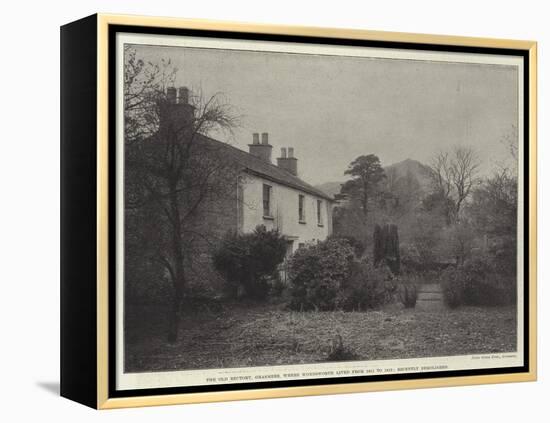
[298,194,306,222]
[263,184,272,217]
[317,200,323,226]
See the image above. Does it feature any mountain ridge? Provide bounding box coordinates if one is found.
[315,158,432,198]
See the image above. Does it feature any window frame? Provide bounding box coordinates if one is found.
[298,194,306,223]
[262,184,273,218]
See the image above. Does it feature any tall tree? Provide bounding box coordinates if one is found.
[449,146,480,219]
[124,46,239,342]
[340,154,386,221]
[427,146,479,224]
[427,151,455,223]
[468,168,517,239]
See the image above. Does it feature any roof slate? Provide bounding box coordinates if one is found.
[197,134,334,201]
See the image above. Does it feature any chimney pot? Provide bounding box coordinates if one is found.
[178,87,189,104]
[249,133,272,163]
[166,87,177,104]
[277,147,298,176]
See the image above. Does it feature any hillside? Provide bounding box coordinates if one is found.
[384,158,432,194]
[315,181,344,198]
[315,158,432,197]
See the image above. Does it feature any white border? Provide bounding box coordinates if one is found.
[115,32,524,391]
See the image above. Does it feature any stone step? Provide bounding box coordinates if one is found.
[417,283,442,292]
[415,283,445,310]
[417,292,443,301]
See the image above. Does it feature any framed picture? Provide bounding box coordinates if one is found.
[60,14,537,409]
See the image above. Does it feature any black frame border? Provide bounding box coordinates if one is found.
[107,24,531,399]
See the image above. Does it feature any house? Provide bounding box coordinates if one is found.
[191,131,335,252]
[153,87,335,288]
[237,132,334,251]
[207,132,336,284]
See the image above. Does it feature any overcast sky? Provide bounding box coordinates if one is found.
[130,44,519,186]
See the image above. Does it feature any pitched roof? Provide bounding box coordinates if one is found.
[197,134,335,201]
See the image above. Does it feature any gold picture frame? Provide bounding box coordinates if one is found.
[60,13,537,409]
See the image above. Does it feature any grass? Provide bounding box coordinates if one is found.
[124,302,517,373]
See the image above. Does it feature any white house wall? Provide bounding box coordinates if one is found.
[240,174,332,252]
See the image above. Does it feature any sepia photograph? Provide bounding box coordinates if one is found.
[116,33,524,390]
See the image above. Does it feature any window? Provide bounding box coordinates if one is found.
[263,184,272,217]
[317,200,323,226]
[298,194,305,222]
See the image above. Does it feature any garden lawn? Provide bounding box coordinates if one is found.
[125,303,517,372]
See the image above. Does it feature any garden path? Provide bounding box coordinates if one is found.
[416,283,444,310]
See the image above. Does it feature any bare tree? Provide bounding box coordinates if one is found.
[124,46,240,342]
[468,167,517,238]
[502,124,518,163]
[124,47,175,146]
[427,152,455,223]
[449,146,480,219]
[427,146,480,223]
[429,152,453,200]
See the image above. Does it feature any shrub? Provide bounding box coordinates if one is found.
[373,223,400,274]
[400,243,422,273]
[336,260,396,311]
[329,234,366,258]
[267,273,286,298]
[212,225,287,300]
[441,255,516,307]
[397,275,418,308]
[180,285,224,313]
[441,267,463,308]
[326,334,360,361]
[287,238,355,311]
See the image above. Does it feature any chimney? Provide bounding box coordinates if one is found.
[161,86,194,131]
[166,87,177,104]
[277,146,298,176]
[249,132,272,163]
[177,86,189,104]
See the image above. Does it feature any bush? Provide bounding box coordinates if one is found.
[287,238,355,311]
[267,273,286,298]
[336,260,396,311]
[329,234,366,258]
[373,223,400,274]
[441,267,463,308]
[397,275,418,308]
[212,225,287,300]
[441,255,516,307]
[288,239,403,312]
[326,334,360,361]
